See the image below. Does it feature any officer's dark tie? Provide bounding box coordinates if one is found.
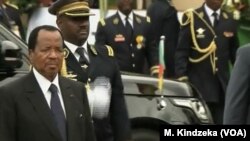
[49,84,67,141]
[212,12,219,27]
[76,47,89,70]
[125,16,133,43]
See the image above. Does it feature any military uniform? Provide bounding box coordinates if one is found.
[49,0,132,141]
[63,44,131,141]
[0,2,25,39]
[175,4,239,123]
[95,12,159,75]
[147,0,179,78]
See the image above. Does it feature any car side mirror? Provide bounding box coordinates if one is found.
[0,40,23,69]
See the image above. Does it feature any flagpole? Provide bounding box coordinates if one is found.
[158,35,165,95]
[157,35,167,110]
[99,0,108,19]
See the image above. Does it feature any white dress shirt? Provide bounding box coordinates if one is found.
[33,68,66,117]
[204,4,221,26]
[118,10,134,28]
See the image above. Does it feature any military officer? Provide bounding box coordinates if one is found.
[95,0,159,75]
[175,0,239,124]
[49,0,132,141]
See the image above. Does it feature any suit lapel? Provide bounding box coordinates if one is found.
[199,6,213,27]
[24,72,62,140]
[58,77,75,141]
[115,12,126,33]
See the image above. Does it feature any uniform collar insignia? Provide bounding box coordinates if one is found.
[146,16,151,23]
[113,18,119,25]
[100,18,106,26]
[198,11,204,18]
[64,48,69,58]
[136,16,141,24]
[222,12,228,19]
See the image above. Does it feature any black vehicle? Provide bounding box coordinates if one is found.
[0,24,213,141]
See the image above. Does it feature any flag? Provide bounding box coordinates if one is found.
[158,36,165,93]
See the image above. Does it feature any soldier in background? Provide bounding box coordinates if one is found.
[95,0,159,76]
[175,0,239,124]
[0,0,25,39]
[147,0,179,78]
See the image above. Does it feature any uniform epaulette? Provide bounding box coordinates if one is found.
[105,45,114,57]
[5,2,18,10]
[113,18,119,25]
[198,11,204,19]
[146,16,151,23]
[100,18,106,26]
[90,45,98,55]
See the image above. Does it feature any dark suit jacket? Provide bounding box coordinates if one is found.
[64,44,131,141]
[175,4,239,102]
[95,12,158,74]
[147,0,179,78]
[0,71,95,141]
[223,45,250,124]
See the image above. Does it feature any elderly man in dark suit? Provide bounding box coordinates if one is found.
[95,0,159,75]
[223,44,250,124]
[48,0,132,141]
[0,25,95,141]
[175,0,239,124]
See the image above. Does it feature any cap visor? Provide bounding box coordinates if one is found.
[64,12,95,17]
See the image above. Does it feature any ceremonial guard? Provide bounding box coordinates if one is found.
[49,0,132,141]
[175,0,239,124]
[95,0,159,75]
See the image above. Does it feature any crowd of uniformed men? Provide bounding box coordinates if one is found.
[0,0,247,132]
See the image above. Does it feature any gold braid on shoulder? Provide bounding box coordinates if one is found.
[180,9,217,74]
[60,58,68,76]
[60,56,77,81]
